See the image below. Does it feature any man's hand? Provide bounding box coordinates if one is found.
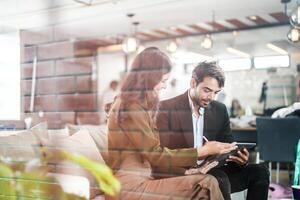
[197,141,237,159]
[226,148,249,166]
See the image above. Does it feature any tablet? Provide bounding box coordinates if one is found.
[198,150,236,168]
[237,142,256,150]
[197,143,256,169]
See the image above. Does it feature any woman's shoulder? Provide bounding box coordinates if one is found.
[128,102,146,111]
[111,97,144,111]
[110,99,148,119]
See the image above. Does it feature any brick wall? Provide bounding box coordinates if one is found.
[1,26,103,129]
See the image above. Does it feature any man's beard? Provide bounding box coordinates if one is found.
[201,100,210,107]
[194,91,210,108]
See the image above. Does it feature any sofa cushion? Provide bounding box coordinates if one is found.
[66,124,108,162]
[0,130,40,162]
[31,122,49,145]
[44,128,104,199]
[32,122,107,198]
[48,127,69,140]
[31,122,69,145]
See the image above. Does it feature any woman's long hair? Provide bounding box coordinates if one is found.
[117,47,172,123]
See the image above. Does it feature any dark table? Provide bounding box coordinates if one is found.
[231,127,257,143]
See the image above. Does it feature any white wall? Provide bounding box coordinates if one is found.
[0,31,20,120]
[97,51,125,96]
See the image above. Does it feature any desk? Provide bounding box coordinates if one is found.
[231,127,257,143]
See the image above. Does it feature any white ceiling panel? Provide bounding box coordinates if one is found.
[0,0,297,58]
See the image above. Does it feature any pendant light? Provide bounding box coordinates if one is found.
[285,0,300,42]
[287,27,300,42]
[201,35,213,50]
[201,11,215,50]
[166,39,178,53]
[122,14,139,53]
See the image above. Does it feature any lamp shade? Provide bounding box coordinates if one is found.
[201,35,213,49]
[287,27,300,42]
[122,36,139,53]
[166,40,178,53]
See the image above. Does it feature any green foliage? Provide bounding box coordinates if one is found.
[0,149,120,199]
[294,140,300,185]
[41,148,121,197]
[0,163,16,200]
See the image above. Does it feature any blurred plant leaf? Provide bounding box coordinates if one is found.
[0,147,121,199]
[0,163,16,200]
[17,170,65,199]
[41,148,121,196]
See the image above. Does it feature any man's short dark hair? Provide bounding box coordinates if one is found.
[192,61,225,87]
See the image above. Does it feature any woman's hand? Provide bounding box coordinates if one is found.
[185,161,219,175]
[197,141,237,159]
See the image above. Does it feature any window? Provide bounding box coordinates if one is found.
[172,50,213,74]
[0,31,20,120]
[218,58,251,71]
[254,55,290,69]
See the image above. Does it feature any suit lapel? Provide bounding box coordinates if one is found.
[203,103,214,139]
[203,107,209,138]
[176,91,194,147]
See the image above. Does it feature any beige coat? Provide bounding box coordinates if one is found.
[107,98,224,200]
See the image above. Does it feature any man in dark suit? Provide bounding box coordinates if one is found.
[157,62,269,200]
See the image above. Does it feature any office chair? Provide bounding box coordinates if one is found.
[256,117,300,183]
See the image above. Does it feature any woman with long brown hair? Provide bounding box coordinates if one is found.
[107,47,224,199]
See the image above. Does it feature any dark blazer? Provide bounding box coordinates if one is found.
[157,91,234,149]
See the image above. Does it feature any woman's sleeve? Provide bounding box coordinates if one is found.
[123,104,198,169]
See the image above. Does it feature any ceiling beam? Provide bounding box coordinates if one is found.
[141,22,289,42]
[270,12,289,23]
[247,15,269,25]
[189,24,209,33]
[226,19,249,28]
[207,22,228,31]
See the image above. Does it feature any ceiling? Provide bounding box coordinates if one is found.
[0,0,292,34]
[0,0,298,58]
[168,25,299,59]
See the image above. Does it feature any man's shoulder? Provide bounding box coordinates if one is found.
[160,92,189,110]
[160,95,181,107]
